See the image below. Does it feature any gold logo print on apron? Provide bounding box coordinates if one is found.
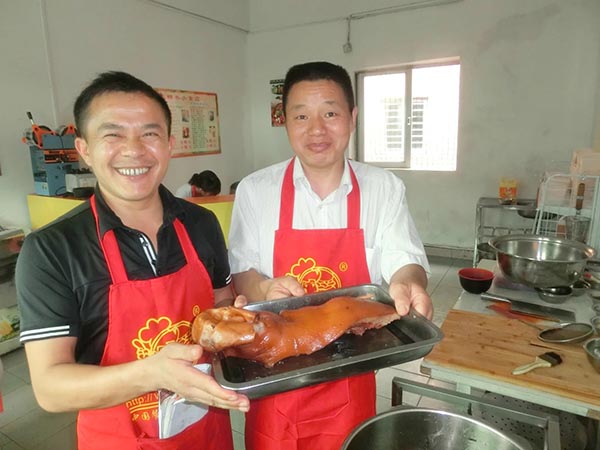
[125,315,195,422]
[286,257,345,292]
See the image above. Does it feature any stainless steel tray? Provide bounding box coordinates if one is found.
[211,284,443,399]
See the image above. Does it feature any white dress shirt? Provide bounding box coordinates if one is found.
[228,157,430,285]
[175,183,192,198]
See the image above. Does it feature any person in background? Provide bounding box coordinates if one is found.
[175,170,221,198]
[16,71,248,450]
[228,61,432,450]
[229,181,240,195]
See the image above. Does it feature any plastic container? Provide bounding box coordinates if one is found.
[499,178,518,204]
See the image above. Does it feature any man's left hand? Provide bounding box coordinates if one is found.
[389,281,433,319]
[388,264,433,319]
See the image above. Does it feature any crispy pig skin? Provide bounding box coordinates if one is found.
[191,296,400,367]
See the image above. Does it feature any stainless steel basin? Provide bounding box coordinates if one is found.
[488,234,595,288]
[342,407,531,450]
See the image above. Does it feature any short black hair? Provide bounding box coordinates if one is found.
[282,61,355,115]
[189,170,221,195]
[73,71,171,139]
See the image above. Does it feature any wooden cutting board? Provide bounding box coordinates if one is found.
[424,310,600,413]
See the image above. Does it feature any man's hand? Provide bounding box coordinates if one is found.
[25,338,249,413]
[146,343,249,412]
[233,294,248,308]
[388,264,433,319]
[260,275,305,300]
[233,269,305,302]
[389,281,432,319]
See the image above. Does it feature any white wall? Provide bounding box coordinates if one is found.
[246,0,600,248]
[3,0,600,251]
[0,0,252,229]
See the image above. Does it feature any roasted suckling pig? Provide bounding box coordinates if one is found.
[191,296,400,367]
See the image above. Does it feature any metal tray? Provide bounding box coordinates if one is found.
[211,284,443,399]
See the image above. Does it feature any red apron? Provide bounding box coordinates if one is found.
[244,160,376,450]
[77,196,233,450]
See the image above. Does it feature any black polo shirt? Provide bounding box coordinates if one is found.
[16,185,231,364]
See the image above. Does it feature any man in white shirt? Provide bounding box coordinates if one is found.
[228,61,432,450]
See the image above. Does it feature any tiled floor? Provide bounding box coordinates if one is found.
[0,256,467,450]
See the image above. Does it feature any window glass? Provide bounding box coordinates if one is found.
[358,62,460,171]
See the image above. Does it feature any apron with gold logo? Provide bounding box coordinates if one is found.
[77,196,233,450]
[244,159,376,450]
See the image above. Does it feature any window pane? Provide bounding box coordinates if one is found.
[363,73,406,164]
[410,64,460,171]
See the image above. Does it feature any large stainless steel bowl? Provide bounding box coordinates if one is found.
[341,407,530,450]
[488,235,595,288]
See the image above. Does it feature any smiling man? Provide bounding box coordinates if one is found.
[16,71,247,450]
[228,61,432,450]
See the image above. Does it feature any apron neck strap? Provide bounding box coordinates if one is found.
[90,195,128,283]
[279,158,361,230]
[90,195,198,283]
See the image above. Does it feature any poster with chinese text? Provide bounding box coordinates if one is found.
[156,88,221,157]
[270,79,285,127]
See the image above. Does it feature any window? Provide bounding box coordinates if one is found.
[356,61,460,171]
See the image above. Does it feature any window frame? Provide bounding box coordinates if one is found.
[355,59,460,170]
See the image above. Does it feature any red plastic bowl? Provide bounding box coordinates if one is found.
[458,268,494,294]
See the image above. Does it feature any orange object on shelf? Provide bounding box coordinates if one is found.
[499,177,518,204]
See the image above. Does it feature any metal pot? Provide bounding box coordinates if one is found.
[488,235,595,288]
[341,407,531,450]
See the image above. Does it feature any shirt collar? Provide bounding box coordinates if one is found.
[94,184,185,237]
[291,157,353,196]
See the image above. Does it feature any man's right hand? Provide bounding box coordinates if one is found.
[148,343,249,412]
[25,337,249,413]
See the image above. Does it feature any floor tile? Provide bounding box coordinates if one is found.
[0,431,24,449]
[435,267,463,289]
[0,440,25,450]
[0,349,26,371]
[3,363,29,385]
[0,372,26,397]
[430,285,462,318]
[30,422,76,450]
[376,395,394,413]
[2,407,76,449]
[391,357,423,375]
[427,257,453,276]
[0,385,39,428]
[376,367,429,406]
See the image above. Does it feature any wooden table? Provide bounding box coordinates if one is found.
[420,259,600,447]
[423,309,600,419]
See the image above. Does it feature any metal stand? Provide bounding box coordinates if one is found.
[473,197,537,267]
[392,377,561,450]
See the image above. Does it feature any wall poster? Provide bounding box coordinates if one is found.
[156,88,221,157]
[270,79,285,127]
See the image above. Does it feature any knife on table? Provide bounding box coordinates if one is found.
[480,292,576,323]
